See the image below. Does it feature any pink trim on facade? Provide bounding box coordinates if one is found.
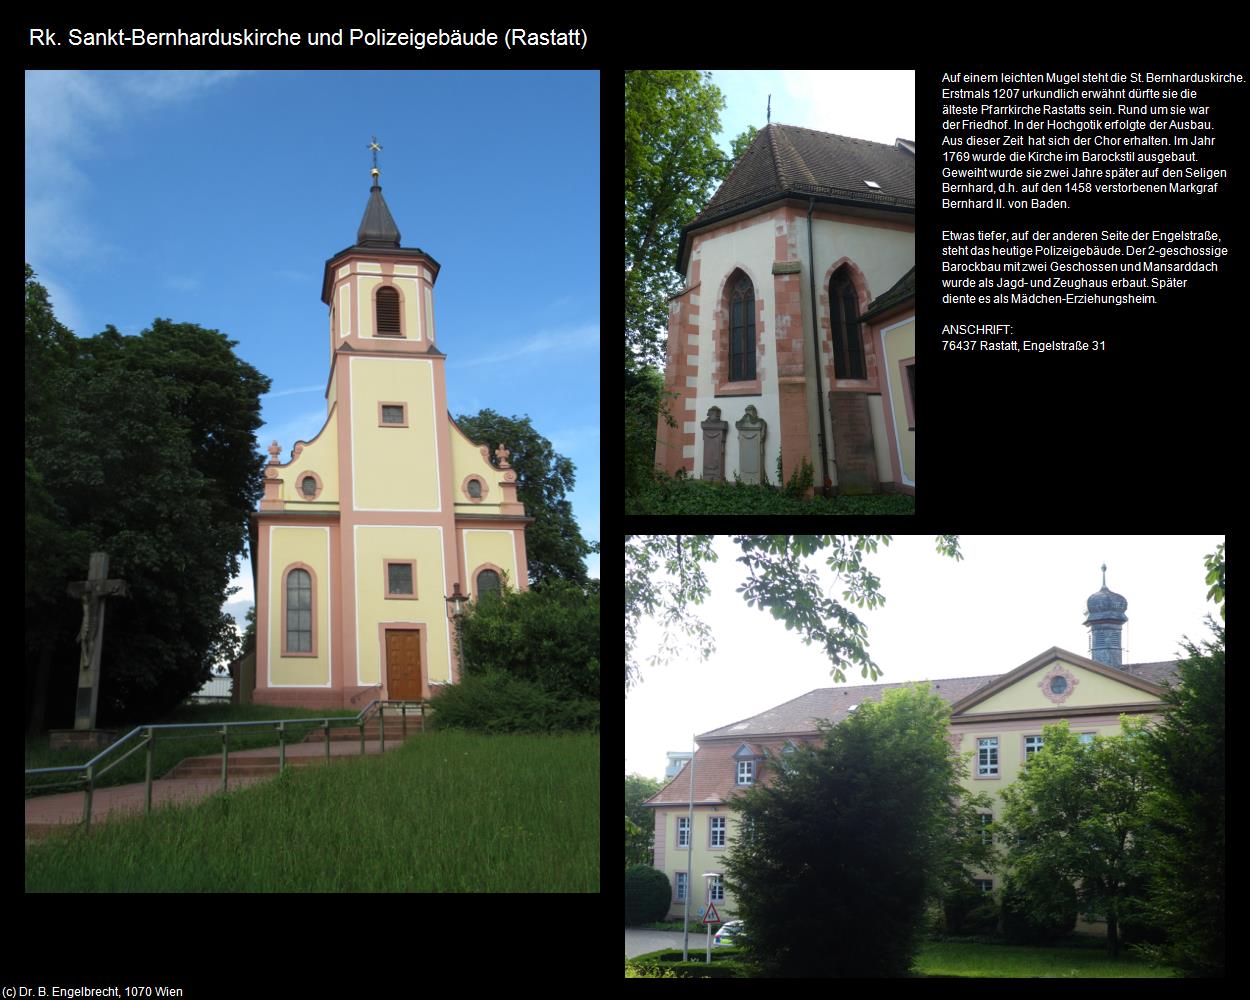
[373,282,407,340]
[973,734,1002,780]
[898,355,916,430]
[460,475,488,502]
[280,562,319,658]
[819,258,877,392]
[383,558,419,600]
[1039,663,1081,704]
[294,470,325,501]
[712,265,766,398]
[655,256,702,475]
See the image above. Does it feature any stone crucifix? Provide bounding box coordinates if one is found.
[66,552,129,732]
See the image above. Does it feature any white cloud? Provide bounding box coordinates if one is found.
[455,322,599,368]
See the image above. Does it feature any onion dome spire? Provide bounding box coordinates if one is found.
[356,135,401,248]
[1084,564,1129,667]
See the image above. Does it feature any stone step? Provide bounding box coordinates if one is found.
[300,722,425,743]
[164,754,344,779]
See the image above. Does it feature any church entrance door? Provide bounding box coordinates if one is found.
[385,629,422,701]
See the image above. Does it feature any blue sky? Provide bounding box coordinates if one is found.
[25,70,601,626]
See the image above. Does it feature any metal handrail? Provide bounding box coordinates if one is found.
[25,699,427,830]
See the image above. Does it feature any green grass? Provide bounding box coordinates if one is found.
[25,703,360,798]
[26,731,599,892]
[628,940,1179,978]
[626,477,915,515]
[914,941,1177,978]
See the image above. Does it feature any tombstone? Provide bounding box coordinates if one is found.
[735,405,768,485]
[50,552,129,750]
[700,406,730,481]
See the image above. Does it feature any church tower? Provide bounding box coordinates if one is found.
[1084,564,1128,667]
[250,140,530,709]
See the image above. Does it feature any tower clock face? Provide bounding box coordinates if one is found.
[1050,676,1068,695]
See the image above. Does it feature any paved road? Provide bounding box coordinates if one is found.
[625,929,715,959]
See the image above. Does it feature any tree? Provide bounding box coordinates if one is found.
[25,269,270,726]
[996,721,1150,957]
[1132,617,1224,976]
[624,534,962,691]
[625,71,730,369]
[625,773,664,867]
[625,864,674,926]
[722,684,987,977]
[453,409,594,586]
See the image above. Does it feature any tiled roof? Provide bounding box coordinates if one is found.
[677,124,915,272]
[643,658,1180,809]
[860,265,916,323]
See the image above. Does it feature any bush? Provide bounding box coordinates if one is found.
[458,579,599,701]
[1000,875,1078,944]
[942,882,1000,936]
[429,672,598,734]
[625,865,673,925]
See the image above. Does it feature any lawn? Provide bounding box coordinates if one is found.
[26,730,599,892]
[915,940,1178,978]
[626,477,915,515]
[628,940,1179,978]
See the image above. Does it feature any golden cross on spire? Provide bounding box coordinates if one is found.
[369,136,382,182]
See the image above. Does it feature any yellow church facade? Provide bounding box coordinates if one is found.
[250,162,529,709]
[643,574,1175,921]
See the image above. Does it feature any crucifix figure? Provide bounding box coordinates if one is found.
[66,552,129,732]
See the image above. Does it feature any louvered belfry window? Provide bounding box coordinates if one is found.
[376,286,401,336]
[729,275,755,381]
[831,271,866,380]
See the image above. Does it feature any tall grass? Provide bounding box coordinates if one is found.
[26,731,599,892]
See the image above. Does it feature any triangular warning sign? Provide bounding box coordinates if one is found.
[702,902,721,925]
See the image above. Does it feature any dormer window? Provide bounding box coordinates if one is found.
[737,760,754,786]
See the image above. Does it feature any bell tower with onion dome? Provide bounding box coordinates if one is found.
[1084,564,1129,667]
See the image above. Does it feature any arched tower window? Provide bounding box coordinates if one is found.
[376,286,401,336]
[476,569,502,601]
[831,269,865,380]
[729,274,756,382]
[285,568,313,653]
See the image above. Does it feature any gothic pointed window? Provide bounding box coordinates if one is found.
[376,286,401,336]
[831,270,865,380]
[729,275,756,382]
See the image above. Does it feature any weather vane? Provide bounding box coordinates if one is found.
[369,136,382,183]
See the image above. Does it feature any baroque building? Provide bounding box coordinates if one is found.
[654,124,915,493]
[248,151,530,708]
[643,570,1175,922]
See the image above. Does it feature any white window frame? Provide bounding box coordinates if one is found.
[677,816,690,848]
[977,878,994,894]
[980,813,993,845]
[709,874,725,902]
[978,737,999,776]
[1024,734,1044,758]
[710,816,726,848]
[737,759,754,786]
[675,871,688,902]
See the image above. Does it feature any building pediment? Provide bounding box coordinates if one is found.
[948,646,1166,719]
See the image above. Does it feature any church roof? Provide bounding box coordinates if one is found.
[678,123,915,271]
[356,183,402,248]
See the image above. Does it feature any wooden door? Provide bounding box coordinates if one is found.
[386,629,422,700]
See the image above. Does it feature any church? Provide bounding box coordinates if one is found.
[249,150,530,709]
[654,124,915,494]
[643,571,1176,921]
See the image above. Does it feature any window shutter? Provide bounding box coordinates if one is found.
[376,287,401,335]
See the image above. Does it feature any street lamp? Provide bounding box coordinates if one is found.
[445,582,469,681]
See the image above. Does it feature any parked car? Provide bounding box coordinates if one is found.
[713,920,746,947]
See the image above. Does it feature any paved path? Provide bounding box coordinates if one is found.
[25,738,404,838]
[625,929,709,959]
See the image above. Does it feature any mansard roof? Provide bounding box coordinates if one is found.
[678,123,916,272]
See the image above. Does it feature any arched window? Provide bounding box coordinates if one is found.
[376,286,401,336]
[831,270,865,380]
[476,569,501,601]
[285,568,312,653]
[729,275,755,382]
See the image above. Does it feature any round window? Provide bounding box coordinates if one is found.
[301,476,317,497]
[1050,676,1068,695]
[467,479,482,499]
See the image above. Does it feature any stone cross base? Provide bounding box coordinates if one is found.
[49,729,120,752]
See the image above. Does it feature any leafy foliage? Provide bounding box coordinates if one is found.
[625,474,917,514]
[1000,873,1078,944]
[626,773,664,867]
[25,267,269,726]
[453,409,594,585]
[1130,620,1225,976]
[625,535,961,691]
[722,684,986,977]
[625,864,674,925]
[997,722,1150,956]
[625,71,729,368]
[428,672,598,734]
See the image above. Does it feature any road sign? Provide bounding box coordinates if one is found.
[701,902,721,925]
